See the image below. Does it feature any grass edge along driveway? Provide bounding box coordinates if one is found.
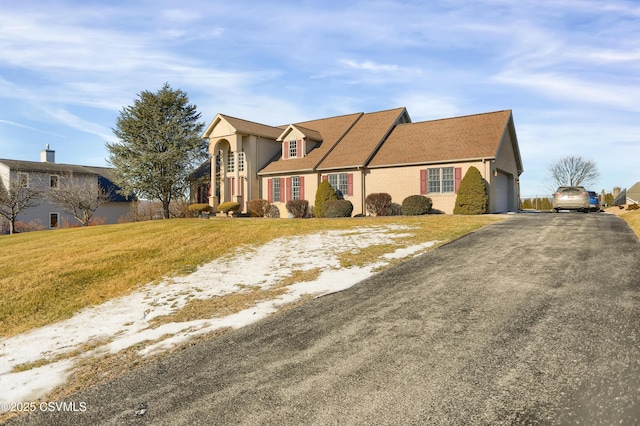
[0,215,503,339]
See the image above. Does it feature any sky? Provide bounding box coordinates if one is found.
[0,224,436,402]
[1,0,638,197]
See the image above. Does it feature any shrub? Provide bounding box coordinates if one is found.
[187,203,212,215]
[286,200,309,218]
[248,199,271,217]
[402,195,432,215]
[218,201,241,215]
[454,166,488,215]
[325,199,353,218]
[265,204,280,218]
[389,202,403,216]
[314,180,339,218]
[365,193,392,216]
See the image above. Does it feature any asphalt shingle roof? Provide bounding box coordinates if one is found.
[367,110,513,167]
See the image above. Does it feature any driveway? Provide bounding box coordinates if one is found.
[8,213,640,425]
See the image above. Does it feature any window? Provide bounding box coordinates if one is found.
[428,168,440,193]
[50,213,59,228]
[50,175,59,189]
[238,152,245,172]
[17,172,29,188]
[288,140,297,158]
[427,167,456,193]
[272,178,281,202]
[291,176,300,200]
[227,152,235,173]
[328,173,351,197]
[442,168,454,193]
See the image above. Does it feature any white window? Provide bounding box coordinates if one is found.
[428,169,440,193]
[272,178,281,202]
[291,176,301,200]
[288,140,297,158]
[428,167,455,193]
[17,172,29,188]
[227,152,235,173]
[50,175,59,189]
[238,152,245,172]
[328,173,349,197]
[50,213,59,228]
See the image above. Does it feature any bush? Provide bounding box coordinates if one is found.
[315,180,339,218]
[187,203,212,213]
[325,199,353,218]
[265,204,280,218]
[402,195,432,215]
[286,199,309,218]
[218,201,241,215]
[454,166,488,215]
[248,199,271,217]
[365,193,392,216]
[389,202,403,216]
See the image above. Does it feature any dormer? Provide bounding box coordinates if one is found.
[277,124,322,159]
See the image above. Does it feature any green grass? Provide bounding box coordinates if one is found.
[0,215,502,338]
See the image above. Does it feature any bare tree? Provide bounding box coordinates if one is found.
[548,156,600,190]
[48,172,113,226]
[0,179,42,234]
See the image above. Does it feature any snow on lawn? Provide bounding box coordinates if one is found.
[0,224,438,403]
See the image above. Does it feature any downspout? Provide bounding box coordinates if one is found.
[361,167,366,216]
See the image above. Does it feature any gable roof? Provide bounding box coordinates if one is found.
[367,110,515,168]
[203,114,284,140]
[259,112,363,175]
[277,124,323,142]
[318,107,408,170]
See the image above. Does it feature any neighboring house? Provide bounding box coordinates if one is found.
[194,107,523,216]
[613,182,640,206]
[0,146,135,231]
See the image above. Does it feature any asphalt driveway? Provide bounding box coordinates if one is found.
[8,213,640,425]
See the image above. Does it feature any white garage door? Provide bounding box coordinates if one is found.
[494,172,510,212]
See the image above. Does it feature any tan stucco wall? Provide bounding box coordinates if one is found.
[367,161,489,214]
[489,130,521,212]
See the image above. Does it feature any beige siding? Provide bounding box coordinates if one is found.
[367,162,489,214]
[490,131,520,212]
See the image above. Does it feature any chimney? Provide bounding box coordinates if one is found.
[41,144,55,163]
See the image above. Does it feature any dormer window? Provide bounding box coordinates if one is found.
[288,140,298,158]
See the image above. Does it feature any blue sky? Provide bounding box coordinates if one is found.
[1,0,638,197]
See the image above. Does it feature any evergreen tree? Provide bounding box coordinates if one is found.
[314,180,338,217]
[453,166,488,215]
[107,83,206,219]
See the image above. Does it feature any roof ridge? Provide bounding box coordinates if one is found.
[404,109,512,126]
[220,114,282,130]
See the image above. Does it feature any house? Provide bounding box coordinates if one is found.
[193,108,523,216]
[0,146,135,231]
[613,182,640,206]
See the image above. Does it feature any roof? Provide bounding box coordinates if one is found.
[317,107,407,170]
[0,158,106,175]
[188,158,211,181]
[204,114,284,140]
[277,124,323,142]
[367,110,514,168]
[259,112,363,175]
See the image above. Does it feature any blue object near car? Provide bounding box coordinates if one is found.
[587,191,601,212]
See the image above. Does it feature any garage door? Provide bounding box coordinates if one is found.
[494,172,510,212]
